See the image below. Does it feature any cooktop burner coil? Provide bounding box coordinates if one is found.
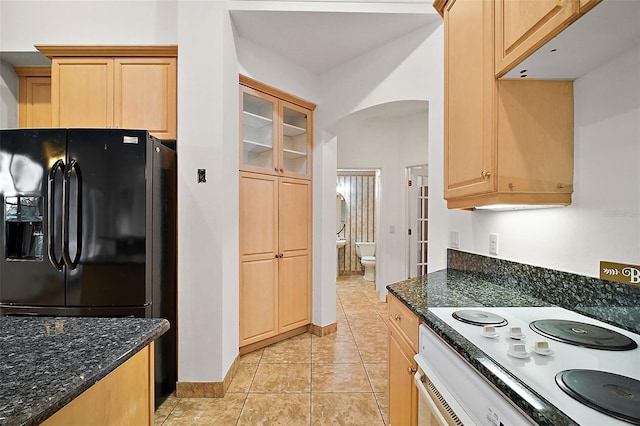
[556,369,640,425]
[530,319,638,351]
[451,309,508,327]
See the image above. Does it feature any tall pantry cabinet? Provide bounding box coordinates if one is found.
[238,75,315,351]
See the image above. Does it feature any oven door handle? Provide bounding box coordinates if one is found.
[414,369,450,426]
[414,359,477,425]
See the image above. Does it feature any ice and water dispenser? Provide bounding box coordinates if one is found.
[5,196,44,261]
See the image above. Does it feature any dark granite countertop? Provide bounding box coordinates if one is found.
[387,270,574,426]
[0,316,169,426]
[387,251,640,426]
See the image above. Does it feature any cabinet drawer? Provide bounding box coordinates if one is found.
[388,294,419,353]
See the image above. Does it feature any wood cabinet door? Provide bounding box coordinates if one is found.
[19,76,51,128]
[240,257,279,345]
[239,172,279,346]
[114,58,177,140]
[280,100,312,180]
[497,80,574,194]
[278,178,311,331]
[495,0,579,76]
[278,253,310,332]
[389,327,418,426]
[443,0,495,200]
[52,58,113,128]
[240,85,278,175]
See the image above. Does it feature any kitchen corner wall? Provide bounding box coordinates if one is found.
[449,43,640,278]
[0,61,18,127]
[337,171,376,275]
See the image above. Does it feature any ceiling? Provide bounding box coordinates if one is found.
[230,8,441,74]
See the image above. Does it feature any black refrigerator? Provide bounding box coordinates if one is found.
[0,128,177,406]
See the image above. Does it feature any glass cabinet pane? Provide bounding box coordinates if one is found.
[282,106,308,175]
[242,92,274,170]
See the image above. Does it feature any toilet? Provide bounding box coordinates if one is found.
[355,242,376,282]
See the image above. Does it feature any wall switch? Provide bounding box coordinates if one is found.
[197,169,206,183]
[390,225,396,234]
[450,231,459,249]
[489,233,498,255]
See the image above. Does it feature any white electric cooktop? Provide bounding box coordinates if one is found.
[429,306,640,425]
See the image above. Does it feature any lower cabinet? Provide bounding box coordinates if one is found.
[239,172,312,349]
[42,343,154,426]
[388,294,418,426]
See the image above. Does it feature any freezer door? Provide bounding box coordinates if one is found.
[65,129,150,306]
[0,129,67,306]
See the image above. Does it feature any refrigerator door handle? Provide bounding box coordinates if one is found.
[62,159,83,270]
[47,160,65,270]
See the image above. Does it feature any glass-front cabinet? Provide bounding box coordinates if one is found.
[281,101,309,176]
[240,76,313,180]
[241,87,276,172]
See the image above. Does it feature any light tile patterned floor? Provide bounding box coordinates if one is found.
[154,275,389,425]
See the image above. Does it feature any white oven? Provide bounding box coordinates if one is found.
[414,323,534,425]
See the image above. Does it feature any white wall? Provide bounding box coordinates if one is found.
[448,44,640,277]
[0,60,18,128]
[236,36,320,104]
[175,0,239,383]
[319,22,448,289]
[336,109,429,295]
[0,1,177,51]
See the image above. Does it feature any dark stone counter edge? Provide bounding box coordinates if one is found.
[30,319,169,426]
[387,284,579,426]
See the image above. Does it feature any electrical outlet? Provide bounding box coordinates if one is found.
[489,233,498,255]
[450,231,459,249]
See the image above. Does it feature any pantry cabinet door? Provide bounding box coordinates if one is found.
[52,58,114,128]
[114,58,177,139]
[239,172,279,346]
[278,178,311,331]
[278,253,310,332]
[239,258,279,346]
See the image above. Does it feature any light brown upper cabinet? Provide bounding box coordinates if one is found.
[494,0,601,76]
[114,58,177,139]
[38,46,177,140]
[240,75,314,180]
[435,0,574,210]
[15,66,52,129]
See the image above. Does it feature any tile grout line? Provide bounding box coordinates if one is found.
[235,349,264,425]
